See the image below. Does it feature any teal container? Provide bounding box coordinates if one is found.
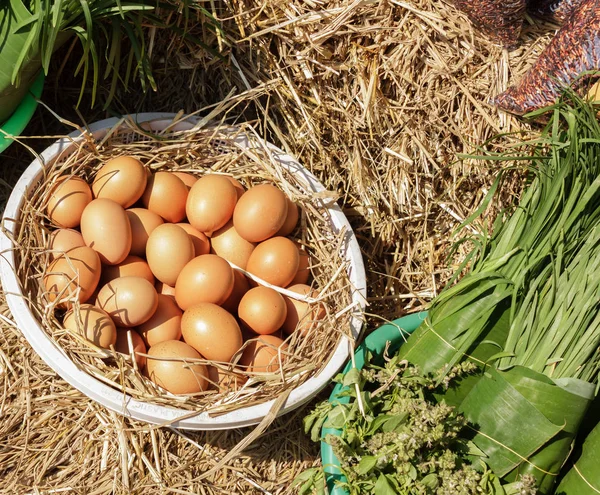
[0,72,44,154]
[320,311,427,495]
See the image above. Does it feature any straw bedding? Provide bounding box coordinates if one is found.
[0,0,557,492]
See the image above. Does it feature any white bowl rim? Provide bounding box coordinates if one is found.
[0,113,367,430]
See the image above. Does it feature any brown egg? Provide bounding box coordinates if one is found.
[126,208,164,257]
[186,174,238,234]
[246,237,300,287]
[172,172,198,189]
[175,255,234,310]
[43,247,101,307]
[102,255,154,284]
[80,199,132,265]
[233,184,288,242]
[208,366,247,392]
[181,303,242,362]
[142,172,188,223]
[47,176,93,228]
[146,340,208,394]
[289,243,311,285]
[221,270,250,315]
[114,328,147,368]
[276,199,299,236]
[92,156,147,208]
[176,223,210,256]
[146,224,195,286]
[138,295,183,347]
[282,284,326,336]
[63,304,117,349]
[97,276,159,327]
[240,335,288,373]
[238,287,287,335]
[156,281,176,301]
[210,220,256,269]
[49,229,86,259]
[227,176,246,199]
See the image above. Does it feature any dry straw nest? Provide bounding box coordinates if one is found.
[8,115,362,415]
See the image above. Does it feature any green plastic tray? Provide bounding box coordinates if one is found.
[320,311,427,495]
[0,72,45,154]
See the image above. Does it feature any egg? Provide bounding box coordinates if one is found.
[172,172,198,189]
[181,303,243,362]
[246,237,300,287]
[175,254,234,310]
[227,176,246,199]
[43,247,101,307]
[114,328,147,368]
[276,198,299,236]
[138,295,183,347]
[282,284,326,336]
[240,335,288,373]
[80,198,132,265]
[142,172,188,223]
[126,208,164,257]
[63,304,117,349]
[207,366,247,392]
[49,229,86,259]
[186,174,238,234]
[233,184,288,242]
[155,281,176,301]
[221,270,250,315]
[238,287,287,335]
[92,156,147,208]
[102,255,154,284]
[46,176,93,228]
[289,243,311,285]
[176,223,210,256]
[146,224,195,286]
[96,276,159,327]
[146,340,208,394]
[210,220,256,269]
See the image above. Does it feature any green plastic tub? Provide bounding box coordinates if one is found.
[0,72,45,154]
[320,311,428,495]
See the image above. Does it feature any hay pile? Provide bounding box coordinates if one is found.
[0,0,557,492]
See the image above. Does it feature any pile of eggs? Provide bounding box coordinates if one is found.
[43,156,325,396]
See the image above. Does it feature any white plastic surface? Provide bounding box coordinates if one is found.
[0,114,367,430]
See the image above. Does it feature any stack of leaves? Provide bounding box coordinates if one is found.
[556,421,600,494]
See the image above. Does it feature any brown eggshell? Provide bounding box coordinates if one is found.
[232,184,288,242]
[276,198,299,236]
[102,255,154,284]
[155,281,176,301]
[47,176,93,228]
[92,156,147,208]
[289,243,311,285]
[221,270,251,315]
[146,224,195,286]
[227,177,246,199]
[43,247,101,307]
[80,199,132,265]
[97,276,159,327]
[207,366,247,392]
[186,174,238,234]
[63,304,117,349]
[138,295,183,347]
[146,340,208,394]
[142,172,188,223]
[114,328,147,368]
[126,208,164,257]
[175,255,234,310]
[181,303,243,362]
[210,219,256,270]
[282,284,326,336]
[246,237,300,287]
[176,223,210,256]
[49,229,86,260]
[238,287,287,335]
[172,172,198,189]
[240,335,288,373]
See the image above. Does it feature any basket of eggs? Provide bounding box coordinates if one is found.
[0,113,366,429]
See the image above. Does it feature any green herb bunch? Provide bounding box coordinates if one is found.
[297,352,538,495]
